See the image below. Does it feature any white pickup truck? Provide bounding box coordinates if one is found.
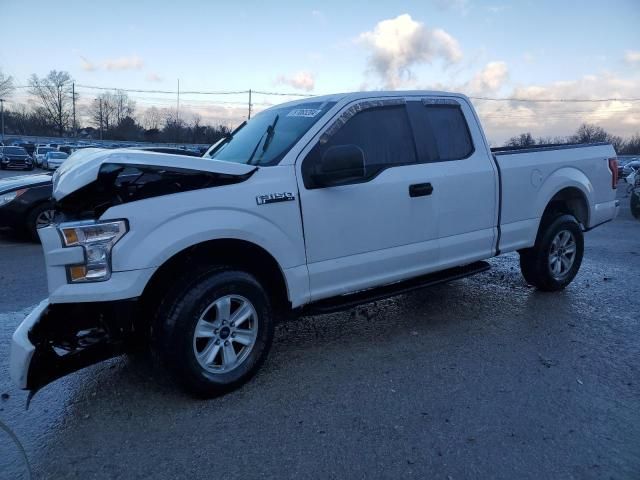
[10,91,620,398]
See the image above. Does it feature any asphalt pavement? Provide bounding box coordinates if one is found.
[0,171,638,479]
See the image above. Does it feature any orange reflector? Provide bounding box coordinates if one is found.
[69,265,87,281]
[62,229,79,245]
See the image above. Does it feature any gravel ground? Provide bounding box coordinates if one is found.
[0,174,638,479]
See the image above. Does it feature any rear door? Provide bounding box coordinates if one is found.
[406,97,498,268]
[296,99,441,301]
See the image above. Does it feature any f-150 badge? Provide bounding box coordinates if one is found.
[256,192,296,205]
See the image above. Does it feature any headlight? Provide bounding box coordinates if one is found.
[58,220,128,282]
[0,189,27,207]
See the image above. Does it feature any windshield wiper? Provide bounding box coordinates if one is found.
[207,120,247,158]
[247,114,279,166]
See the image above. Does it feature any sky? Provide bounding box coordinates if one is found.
[1,0,639,144]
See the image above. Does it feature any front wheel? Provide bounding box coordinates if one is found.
[519,214,584,291]
[26,203,55,241]
[153,268,274,397]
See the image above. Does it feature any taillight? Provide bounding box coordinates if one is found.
[608,157,618,189]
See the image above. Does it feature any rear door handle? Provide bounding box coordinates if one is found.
[409,183,433,197]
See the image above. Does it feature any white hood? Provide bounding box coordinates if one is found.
[52,148,257,201]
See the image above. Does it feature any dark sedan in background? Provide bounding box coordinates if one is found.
[0,146,34,170]
[0,173,54,240]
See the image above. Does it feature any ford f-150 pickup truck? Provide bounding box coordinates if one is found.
[10,91,620,398]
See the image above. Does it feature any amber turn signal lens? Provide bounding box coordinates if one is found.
[69,265,87,281]
[62,228,79,246]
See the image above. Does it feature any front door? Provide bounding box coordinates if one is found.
[296,100,441,301]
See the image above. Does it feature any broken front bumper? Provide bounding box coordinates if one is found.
[10,300,48,389]
[10,298,139,392]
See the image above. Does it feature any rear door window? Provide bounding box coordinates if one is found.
[407,101,474,162]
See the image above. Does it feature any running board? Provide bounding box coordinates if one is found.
[302,261,491,315]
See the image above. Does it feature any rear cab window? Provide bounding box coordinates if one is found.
[406,99,474,162]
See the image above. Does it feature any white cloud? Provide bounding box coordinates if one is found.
[103,55,144,71]
[275,71,315,91]
[358,14,462,89]
[311,10,324,20]
[473,72,640,144]
[624,50,640,66]
[80,56,96,71]
[146,72,163,82]
[464,61,509,94]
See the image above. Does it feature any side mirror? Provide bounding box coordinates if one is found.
[311,144,365,187]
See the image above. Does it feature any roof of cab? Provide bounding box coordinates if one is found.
[272,90,468,109]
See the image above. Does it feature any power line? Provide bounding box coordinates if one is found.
[13,84,640,102]
[77,84,250,95]
[251,90,315,97]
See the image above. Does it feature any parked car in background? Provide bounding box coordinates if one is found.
[0,146,34,170]
[622,159,640,177]
[19,143,36,156]
[0,173,54,239]
[33,146,57,167]
[43,151,69,170]
[57,145,78,155]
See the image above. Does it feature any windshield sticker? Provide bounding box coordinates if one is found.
[287,109,322,118]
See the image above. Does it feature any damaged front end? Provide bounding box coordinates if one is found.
[10,298,139,396]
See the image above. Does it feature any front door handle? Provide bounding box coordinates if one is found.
[409,183,433,197]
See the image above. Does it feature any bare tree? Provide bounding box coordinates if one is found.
[505,132,535,148]
[28,70,73,136]
[142,106,162,130]
[88,90,135,137]
[571,123,625,152]
[621,133,640,155]
[89,93,115,136]
[112,90,135,125]
[0,69,14,99]
[191,114,202,143]
[571,123,609,143]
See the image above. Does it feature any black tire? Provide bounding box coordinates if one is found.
[25,203,55,241]
[0,164,5,170]
[152,267,274,397]
[519,214,584,291]
[631,191,640,220]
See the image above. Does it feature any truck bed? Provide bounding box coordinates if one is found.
[492,142,618,254]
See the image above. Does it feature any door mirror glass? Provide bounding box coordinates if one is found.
[311,144,365,187]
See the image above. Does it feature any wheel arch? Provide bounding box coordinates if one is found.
[139,238,294,328]
[535,167,594,233]
[540,186,590,229]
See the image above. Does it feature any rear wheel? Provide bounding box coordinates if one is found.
[519,214,584,291]
[153,268,274,397]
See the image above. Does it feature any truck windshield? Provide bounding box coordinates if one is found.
[205,101,335,166]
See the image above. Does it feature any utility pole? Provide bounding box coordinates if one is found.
[0,99,4,144]
[248,89,252,119]
[99,98,103,140]
[72,82,77,139]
